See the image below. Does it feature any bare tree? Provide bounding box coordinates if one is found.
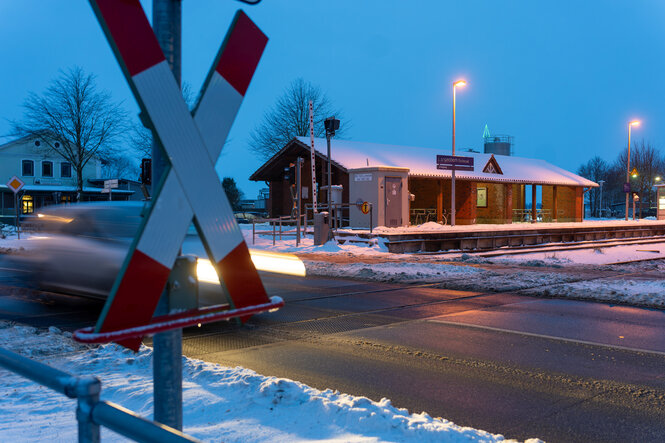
[11,67,127,200]
[629,140,663,216]
[249,78,346,159]
[605,139,664,217]
[578,156,610,217]
[101,152,139,180]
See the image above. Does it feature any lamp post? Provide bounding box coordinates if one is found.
[625,120,640,221]
[451,80,466,227]
[324,116,340,237]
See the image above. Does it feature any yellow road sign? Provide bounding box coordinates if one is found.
[6,176,25,194]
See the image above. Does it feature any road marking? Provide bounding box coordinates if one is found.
[429,319,665,357]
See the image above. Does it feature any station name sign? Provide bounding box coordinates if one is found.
[436,155,474,171]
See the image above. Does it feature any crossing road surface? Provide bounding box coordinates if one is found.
[1,266,665,442]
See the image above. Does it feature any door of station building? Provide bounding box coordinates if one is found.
[385,177,402,227]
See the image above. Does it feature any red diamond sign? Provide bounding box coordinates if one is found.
[6,176,25,194]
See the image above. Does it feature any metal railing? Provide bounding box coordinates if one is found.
[252,214,305,246]
[0,347,200,443]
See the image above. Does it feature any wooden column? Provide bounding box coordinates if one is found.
[531,185,537,223]
[552,186,558,222]
[504,184,513,223]
[436,180,443,223]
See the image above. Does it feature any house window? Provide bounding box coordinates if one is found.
[61,162,72,178]
[42,161,53,177]
[22,160,34,177]
[60,195,72,204]
[22,195,34,214]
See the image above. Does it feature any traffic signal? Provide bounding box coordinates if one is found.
[140,158,152,185]
[284,162,296,184]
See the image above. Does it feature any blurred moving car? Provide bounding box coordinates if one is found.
[14,202,304,300]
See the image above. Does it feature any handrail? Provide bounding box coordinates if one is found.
[0,347,200,443]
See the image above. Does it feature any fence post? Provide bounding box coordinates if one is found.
[304,209,308,238]
[74,375,101,443]
[252,219,255,245]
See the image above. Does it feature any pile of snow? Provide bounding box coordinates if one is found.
[0,322,541,442]
[523,278,665,308]
[304,261,482,283]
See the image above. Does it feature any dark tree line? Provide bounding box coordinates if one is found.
[578,140,665,217]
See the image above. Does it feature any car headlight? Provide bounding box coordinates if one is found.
[196,250,306,284]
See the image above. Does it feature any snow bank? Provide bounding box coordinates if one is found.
[0,322,541,442]
[305,260,483,283]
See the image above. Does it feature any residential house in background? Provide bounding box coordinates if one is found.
[0,136,133,224]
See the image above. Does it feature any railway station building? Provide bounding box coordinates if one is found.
[250,137,597,228]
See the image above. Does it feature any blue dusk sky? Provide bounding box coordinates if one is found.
[1,1,664,197]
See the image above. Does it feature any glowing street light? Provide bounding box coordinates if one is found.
[451,79,467,227]
[625,120,640,221]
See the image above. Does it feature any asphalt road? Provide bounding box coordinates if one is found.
[2,262,665,442]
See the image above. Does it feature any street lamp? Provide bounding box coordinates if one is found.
[598,179,605,218]
[451,80,466,227]
[625,120,640,221]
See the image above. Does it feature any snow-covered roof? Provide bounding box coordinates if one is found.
[295,137,597,187]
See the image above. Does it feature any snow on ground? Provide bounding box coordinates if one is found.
[0,322,541,442]
[304,260,483,283]
[489,242,665,266]
[521,278,665,308]
[371,219,665,235]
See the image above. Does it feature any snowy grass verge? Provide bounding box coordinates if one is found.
[0,322,542,442]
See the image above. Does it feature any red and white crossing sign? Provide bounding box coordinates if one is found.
[6,176,25,194]
[89,1,272,350]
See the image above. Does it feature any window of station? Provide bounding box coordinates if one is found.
[61,195,72,204]
[42,161,53,177]
[22,195,34,214]
[22,160,34,177]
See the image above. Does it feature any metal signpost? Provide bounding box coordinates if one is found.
[436,155,473,227]
[6,176,24,239]
[83,1,282,431]
[308,101,318,213]
[102,179,118,201]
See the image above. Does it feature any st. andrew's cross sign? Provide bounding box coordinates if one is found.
[85,1,279,350]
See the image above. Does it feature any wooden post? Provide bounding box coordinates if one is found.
[531,185,537,223]
[552,186,558,222]
[436,180,443,223]
[504,184,513,224]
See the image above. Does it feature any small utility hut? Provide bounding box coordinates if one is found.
[250,137,597,228]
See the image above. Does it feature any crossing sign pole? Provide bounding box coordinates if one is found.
[89,0,271,349]
[86,0,275,431]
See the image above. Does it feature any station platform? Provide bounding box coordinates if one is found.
[339,220,665,253]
